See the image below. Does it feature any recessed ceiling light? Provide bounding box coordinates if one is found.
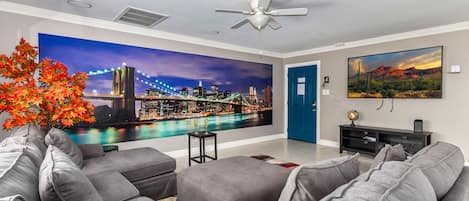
[67,0,93,8]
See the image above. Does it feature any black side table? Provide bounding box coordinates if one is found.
[188,131,218,166]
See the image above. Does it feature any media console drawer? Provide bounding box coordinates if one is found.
[339,125,431,156]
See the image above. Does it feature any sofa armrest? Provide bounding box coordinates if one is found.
[441,166,469,201]
[78,144,105,159]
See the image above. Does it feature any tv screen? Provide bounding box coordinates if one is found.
[347,46,443,98]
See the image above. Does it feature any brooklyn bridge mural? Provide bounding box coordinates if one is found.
[39,33,273,144]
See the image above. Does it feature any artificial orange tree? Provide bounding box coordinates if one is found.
[0,38,95,132]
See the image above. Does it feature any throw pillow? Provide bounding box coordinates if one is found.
[9,124,46,151]
[407,141,464,200]
[9,124,44,138]
[0,195,25,201]
[39,145,103,201]
[0,152,39,201]
[0,136,45,167]
[278,153,360,201]
[45,128,84,168]
[321,161,436,201]
[370,144,406,168]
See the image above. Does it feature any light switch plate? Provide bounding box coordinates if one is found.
[450,65,461,73]
[322,89,330,95]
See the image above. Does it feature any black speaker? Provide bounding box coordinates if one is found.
[414,119,423,133]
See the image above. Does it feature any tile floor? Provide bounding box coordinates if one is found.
[174,139,373,172]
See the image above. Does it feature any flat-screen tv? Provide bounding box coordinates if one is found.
[347,46,443,98]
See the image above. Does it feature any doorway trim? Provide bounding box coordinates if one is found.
[284,60,321,143]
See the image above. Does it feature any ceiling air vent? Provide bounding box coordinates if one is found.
[114,7,169,27]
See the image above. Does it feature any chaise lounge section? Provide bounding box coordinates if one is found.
[81,146,177,199]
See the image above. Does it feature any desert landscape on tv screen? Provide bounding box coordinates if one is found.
[348,47,443,98]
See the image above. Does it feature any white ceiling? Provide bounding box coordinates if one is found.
[5,0,469,53]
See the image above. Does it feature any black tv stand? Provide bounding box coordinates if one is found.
[340,125,431,156]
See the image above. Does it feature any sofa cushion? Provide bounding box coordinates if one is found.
[88,171,140,201]
[321,161,436,201]
[0,136,45,167]
[39,146,103,201]
[0,152,39,201]
[441,166,469,201]
[279,153,360,201]
[177,156,291,201]
[9,124,46,150]
[370,144,406,168]
[82,148,175,182]
[407,141,465,200]
[45,128,84,168]
[0,195,25,201]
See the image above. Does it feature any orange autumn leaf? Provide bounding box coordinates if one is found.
[0,38,95,130]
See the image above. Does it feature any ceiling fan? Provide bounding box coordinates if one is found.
[216,0,308,31]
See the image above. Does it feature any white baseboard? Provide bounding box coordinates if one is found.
[164,133,285,158]
[317,139,340,148]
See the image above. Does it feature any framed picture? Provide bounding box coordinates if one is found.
[348,46,443,99]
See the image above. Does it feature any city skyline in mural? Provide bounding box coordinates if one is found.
[39,33,273,144]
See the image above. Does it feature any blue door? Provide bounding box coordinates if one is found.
[288,65,317,143]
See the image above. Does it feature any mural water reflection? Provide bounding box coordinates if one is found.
[66,110,272,144]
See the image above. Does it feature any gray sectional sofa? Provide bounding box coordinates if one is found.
[1,123,468,201]
[0,124,177,201]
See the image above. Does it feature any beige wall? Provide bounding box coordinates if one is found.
[0,12,285,152]
[285,30,469,159]
[2,9,469,159]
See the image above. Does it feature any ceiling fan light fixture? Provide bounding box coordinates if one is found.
[216,0,308,31]
[67,0,93,8]
[249,14,271,30]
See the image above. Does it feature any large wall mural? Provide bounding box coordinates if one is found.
[39,33,273,144]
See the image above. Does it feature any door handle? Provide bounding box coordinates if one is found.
[312,100,317,111]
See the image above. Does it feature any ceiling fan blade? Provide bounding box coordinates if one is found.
[266,8,308,16]
[215,9,252,15]
[268,18,282,30]
[231,18,250,29]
